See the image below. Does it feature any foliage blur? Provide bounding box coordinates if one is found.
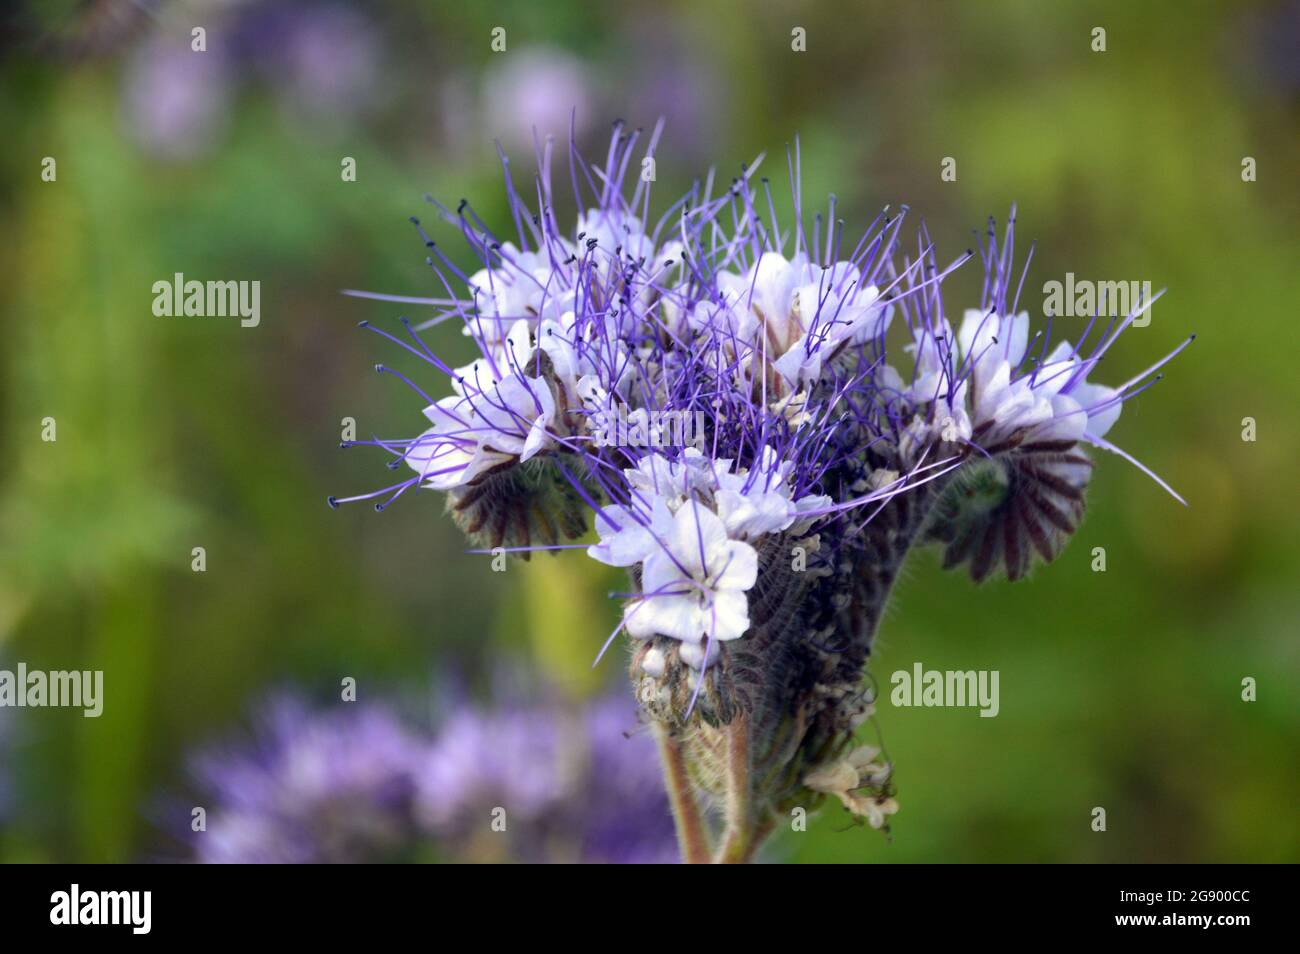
[0,0,1296,863]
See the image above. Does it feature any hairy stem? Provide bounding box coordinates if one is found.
[742,812,778,864]
[715,713,761,863]
[655,725,712,864]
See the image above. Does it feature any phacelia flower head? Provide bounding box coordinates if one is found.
[336,122,1190,860]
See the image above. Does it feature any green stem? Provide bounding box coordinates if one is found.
[655,726,712,864]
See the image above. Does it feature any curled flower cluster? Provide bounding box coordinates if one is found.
[187,690,674,864]
[337,122,1189,858]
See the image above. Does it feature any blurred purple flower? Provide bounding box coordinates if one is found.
[121,2,383,160]
[621,21,725,163]
[417,691,677,863]
[187,688,676,863]
[481,47,593,147]
[228,1,382,126]
[122,33,232,160]
[576,695,681,864]
[1246,0,1300,96]
[191,698,424,863]
[278,6,380,122]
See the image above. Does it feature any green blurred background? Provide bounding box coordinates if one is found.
[0,0,1296,863]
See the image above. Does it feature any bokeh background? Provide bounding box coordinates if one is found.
[0,0,1296,863]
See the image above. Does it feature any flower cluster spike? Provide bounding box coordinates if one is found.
[335,121,1190,862]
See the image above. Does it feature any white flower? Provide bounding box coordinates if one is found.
[587,450,828,665]
[679,639,721,670]
[624,502,758,649]
[903,317,956,405]
[803,745,897,827]
[404,403,512,491]
[576,209,651,259]
[717,253,887,391]
[587,498,674,567]
[1071,377,1121,438]
[957,309,1079,446]
[575,209,654,286]
[1046,344,1122,440]
[970,358,1054,443]
[406,374,557,490]
[715,447,829,539]
[953,313,1124,444]
[640,645,667,678]
[957,308,1030,389]
[717,251,808,354]
[714,482,794,539]
[860,795,900,829]
[625,448,725,506]
[463,243,574,344]
[892,307,1130,454]
[774,278,887,388]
